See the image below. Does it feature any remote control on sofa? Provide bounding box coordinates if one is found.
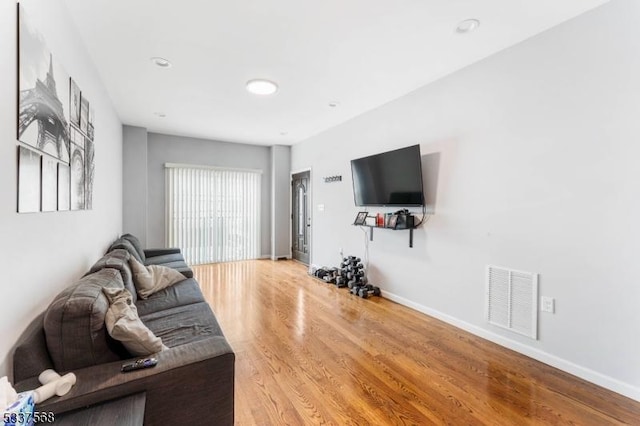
[121,357,158,373]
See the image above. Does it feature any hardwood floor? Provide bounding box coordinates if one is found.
[193,260,640,425]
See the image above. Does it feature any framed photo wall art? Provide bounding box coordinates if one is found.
[387,214,398,229]
[354,211,368,226]
[16,5,96,213]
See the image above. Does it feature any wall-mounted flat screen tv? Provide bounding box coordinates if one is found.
[351,144,424,206]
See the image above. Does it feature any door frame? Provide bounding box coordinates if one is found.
[290,167,312,264]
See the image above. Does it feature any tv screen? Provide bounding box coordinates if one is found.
[351,145,424,206]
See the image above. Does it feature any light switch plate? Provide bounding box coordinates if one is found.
[541,296,555,313]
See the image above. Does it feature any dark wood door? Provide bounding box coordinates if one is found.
[291,171,310,264]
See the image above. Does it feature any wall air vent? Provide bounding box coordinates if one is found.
[486,265,538,339]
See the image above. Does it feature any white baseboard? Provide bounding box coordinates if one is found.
[381,290,640,402]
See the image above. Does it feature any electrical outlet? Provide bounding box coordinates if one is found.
[338,247,343,257]
[541,296,555,313]
[317,204,325,212]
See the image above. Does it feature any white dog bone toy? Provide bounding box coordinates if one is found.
[33,369,77,403]
[38,369,76,386]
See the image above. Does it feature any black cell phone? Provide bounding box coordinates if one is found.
[121,357,158,372]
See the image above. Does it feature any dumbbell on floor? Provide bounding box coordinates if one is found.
[357,285,381,299]
[349,284,381,298]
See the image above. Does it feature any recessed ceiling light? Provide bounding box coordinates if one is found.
[456,19,480,34]
[151,57,172,68]
[246,79,278,96]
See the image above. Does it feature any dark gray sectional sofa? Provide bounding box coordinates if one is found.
[11,235,234,425]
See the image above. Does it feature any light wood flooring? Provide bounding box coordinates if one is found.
[193,260,640,425]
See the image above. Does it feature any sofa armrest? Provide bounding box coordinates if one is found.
[16,337,234,425]
[144,247,181,257]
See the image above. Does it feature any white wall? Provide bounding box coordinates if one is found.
[122,125,148,245]
[0,0,122,378]
[292,0,640,400]
[271,145,292,259]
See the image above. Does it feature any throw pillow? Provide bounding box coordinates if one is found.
[128,255,185,299]
[102,287,168,356]
[44,268,129,372]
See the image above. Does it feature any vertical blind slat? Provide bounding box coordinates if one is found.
[166,166,260,265]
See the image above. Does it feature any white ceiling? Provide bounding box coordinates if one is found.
[62,0,609,146]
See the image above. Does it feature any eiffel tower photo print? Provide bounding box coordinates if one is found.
[17,5,96,213]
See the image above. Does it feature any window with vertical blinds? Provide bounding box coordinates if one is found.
[165,164,261,265]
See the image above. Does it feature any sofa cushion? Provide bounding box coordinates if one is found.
[144,252,185,266]
[108,238,143,263]
[87,249,137,304]
[140,302,223,348]
[103,287,167,356]
[122,233,146,262]
[12,313,54,383]
[129,256,186,299]
[135,278,205,317]
[44,268,128,372]
[145,260,193,278]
